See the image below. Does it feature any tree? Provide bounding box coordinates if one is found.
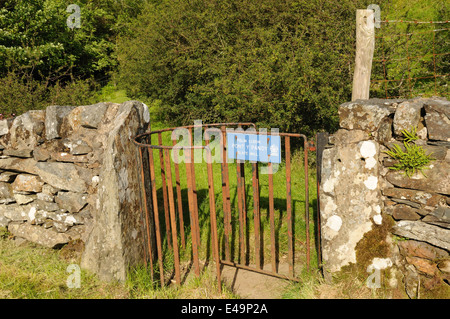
[0,0,145,83]
[117,0,389,136]
[0,0,147,114]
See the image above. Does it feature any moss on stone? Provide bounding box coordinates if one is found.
[355,214,395,274]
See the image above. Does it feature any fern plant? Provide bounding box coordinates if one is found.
[401,126,419,143]
[385,127,435,178]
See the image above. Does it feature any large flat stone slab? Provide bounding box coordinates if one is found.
[338,100,394,132]
[34,162,88,193]
[392,220,450,251]
[385,161,450,195]
[8,222,71,248]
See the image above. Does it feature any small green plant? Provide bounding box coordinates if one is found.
[401,126,419,143]
[0,227,9,239]
[384,127,435,178]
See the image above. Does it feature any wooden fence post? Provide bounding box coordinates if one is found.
[352,9,375,101]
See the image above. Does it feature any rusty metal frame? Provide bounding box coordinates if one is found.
[133,123,314,291]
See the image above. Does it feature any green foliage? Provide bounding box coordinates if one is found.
[401,126,419,143]
[117,0,386,136]
[0,71,99,115]
[0,0,109,80]
[384,127,435,177]
[0,0,149,115]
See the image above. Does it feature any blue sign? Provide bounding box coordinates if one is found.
[227,133,281,163]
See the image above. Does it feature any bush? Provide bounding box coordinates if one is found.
[0,71,100,116]
[0,72,48,115]
[117,0,387,136]
[0,0,125,82]
[47,78,99,106]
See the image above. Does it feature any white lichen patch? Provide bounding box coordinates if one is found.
[360,141,377,158]
[365,157,377,169]
[322,177,335,193]
[326,215,343,232]
[368,257,392,270]
[373,214,382,225]
[65,215,77,225]
[28,206,36,222]
[363,176,378,190]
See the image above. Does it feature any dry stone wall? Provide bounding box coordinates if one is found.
[0,101,150,282]
[320,97,449,297]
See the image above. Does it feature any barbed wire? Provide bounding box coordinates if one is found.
[380,20,449,24]
[370,19,449,100]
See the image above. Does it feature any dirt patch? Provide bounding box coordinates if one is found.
[219,263,292,299]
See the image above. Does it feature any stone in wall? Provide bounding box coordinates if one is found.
[81,101,151,282]
[7,222,72,248]
[385,161,450,195]
[422,206,450,229]
[393,220,450,251]
[0,182,15,204]
[45,105,76,140]
[9,110,45,150]
[0,120,9,136]
[34,162,88,193]
[338,99,397,132]
[393,100,422,136]
[423,99,450,142]
[320,134,383,276]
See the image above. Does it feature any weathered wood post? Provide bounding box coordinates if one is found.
[352,9,375,101]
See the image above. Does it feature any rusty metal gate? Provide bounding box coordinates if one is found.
[133,123,316,293]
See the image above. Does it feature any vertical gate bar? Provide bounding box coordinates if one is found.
[164,148,181,286]
[138,146,154,279]
[285,137,294,278]
[189,128,200,246]
[185,147,200,277]
[235,134,245,264]
[148,146,165,287]
[206,147,222,294]
[240,161,247,264]
[251,161,261,269]
[236,158,245,264]
[315,132,328,268]
[303,137,310,271]
[172,139,186,249]
[221,126,231,261]
[268,161,277,273]
[158,132,172,250]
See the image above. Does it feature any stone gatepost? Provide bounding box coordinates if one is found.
[319,99,397,280]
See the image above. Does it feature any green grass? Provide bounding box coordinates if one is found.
[96,83,131,104]
[0,230,127,299]
[0,229,240,299]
